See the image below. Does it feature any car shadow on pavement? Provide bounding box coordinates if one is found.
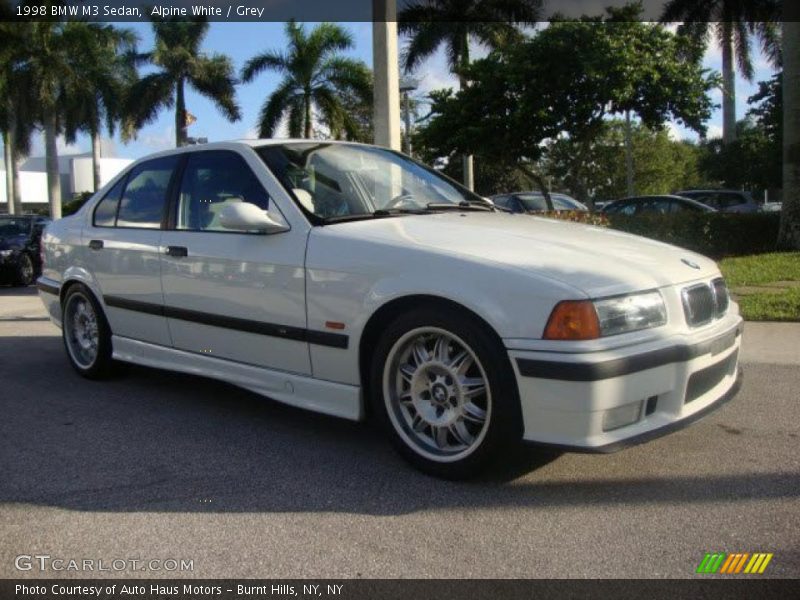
[1,334,798,515]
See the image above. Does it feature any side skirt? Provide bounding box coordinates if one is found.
[112,336,364,421]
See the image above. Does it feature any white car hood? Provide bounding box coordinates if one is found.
[328,212,719,297]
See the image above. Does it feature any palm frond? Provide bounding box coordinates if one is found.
[734,21,754,81]
[189,54,241,122]
[256,80,297,137]
[240,50,287,82]
[126,72,175,129]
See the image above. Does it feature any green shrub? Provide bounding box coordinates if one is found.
[62,191,94,216]
[606,212,780,259]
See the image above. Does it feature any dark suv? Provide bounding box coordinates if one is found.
[0,215,50,286]
[674,190,760,213]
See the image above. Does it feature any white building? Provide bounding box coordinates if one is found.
[0,153,132,212]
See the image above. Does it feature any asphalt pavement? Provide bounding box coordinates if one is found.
[1,286,798,578]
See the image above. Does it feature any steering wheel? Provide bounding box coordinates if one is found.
[384,194,422,210]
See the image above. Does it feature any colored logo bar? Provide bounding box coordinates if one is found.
[696,552,773,574]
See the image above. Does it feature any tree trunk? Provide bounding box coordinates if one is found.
[304,92,312,138]
[11,147,21,215]
[175,78,186,147]
[3,131,13,214]
[44,109,61,219]
[9,116,21,214]
[721,22,737,145]
[91,126,102,192]
[778,21,800,249]
[458,70,475,191]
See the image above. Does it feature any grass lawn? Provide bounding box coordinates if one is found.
[719,252,800,321]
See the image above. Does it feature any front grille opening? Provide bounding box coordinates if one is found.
[645,395,658,415]
[682,278,730,328]
[712,278,729,316]
[685,350,738,404]
[683,284,715,327]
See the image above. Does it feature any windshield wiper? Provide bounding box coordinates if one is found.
[322,208,430,224]
[426,200,493,212]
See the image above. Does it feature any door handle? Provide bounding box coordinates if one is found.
[88,240,104,250]
[165,246,188,258]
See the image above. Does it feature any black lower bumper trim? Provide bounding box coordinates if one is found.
[516,325,741,381]
[36,279,60,296]
[528,367,743,454]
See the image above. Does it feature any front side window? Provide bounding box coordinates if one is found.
[116,156,180,229]
[257,142,485,222]
[514,194,549,212]
[176,151,270,232]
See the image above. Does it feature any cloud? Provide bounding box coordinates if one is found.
[706,124,723,139]
[136,126,175,152]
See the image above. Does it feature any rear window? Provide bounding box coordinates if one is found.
[116,156,180,229]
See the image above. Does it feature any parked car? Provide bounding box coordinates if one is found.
[491,192,588,213]
[37,141,742,478]
[673,189,760,213]
[602,195,716,216]
[0,214,50,286]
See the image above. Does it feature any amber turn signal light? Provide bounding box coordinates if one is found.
[543,300,601,340]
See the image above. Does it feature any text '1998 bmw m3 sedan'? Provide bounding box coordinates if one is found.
[37,140,742,478]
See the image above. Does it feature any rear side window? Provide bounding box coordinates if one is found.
[116,156,180,229]
[93,177,126,227]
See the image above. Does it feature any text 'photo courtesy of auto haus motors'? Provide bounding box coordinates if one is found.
[36,140,742,479]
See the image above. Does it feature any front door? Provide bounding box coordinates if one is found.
[159,149,310,374]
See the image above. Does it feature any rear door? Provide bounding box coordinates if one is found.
[84,155,180,346]
[158,149,311,374]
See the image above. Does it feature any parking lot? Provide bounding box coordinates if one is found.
[1,286,798,579]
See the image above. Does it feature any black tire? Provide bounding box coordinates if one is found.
[13,253,34,286]
[61,283,115,379]
[370,307,523,479]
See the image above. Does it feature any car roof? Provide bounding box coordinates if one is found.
[674,189,750,194]
[609,195,716,211]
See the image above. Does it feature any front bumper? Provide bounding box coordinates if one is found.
[508,317,743,451]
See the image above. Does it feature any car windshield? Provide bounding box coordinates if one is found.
[257,142,487,222]
[0,217,30,237]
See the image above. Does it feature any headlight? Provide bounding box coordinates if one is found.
[593,291,667,337]
[0,249,14,258]
[544,291,666,340]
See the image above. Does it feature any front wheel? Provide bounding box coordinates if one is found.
[13,253,34,286]
[62,284,115,379]
[370,308,522,479]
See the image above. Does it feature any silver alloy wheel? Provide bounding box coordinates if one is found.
[64,293,100,369]
[383,327,492,462]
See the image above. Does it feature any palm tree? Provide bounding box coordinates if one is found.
[398,0,542,188]
[12,22,85,219]
[661,0,782,145]
[129,18,240,147]
[63,24,138,192]
[778,21,799,249]
[241,21,372,139]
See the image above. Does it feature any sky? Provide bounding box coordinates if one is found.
[9,20,780,161]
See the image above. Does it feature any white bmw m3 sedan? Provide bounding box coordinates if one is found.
[37,140,742,478]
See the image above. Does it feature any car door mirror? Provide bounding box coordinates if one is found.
[218,201,289,234]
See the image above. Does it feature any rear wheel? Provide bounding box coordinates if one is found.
[371,308,522,479]
[62,284,114,379]
[13,253,34,286]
